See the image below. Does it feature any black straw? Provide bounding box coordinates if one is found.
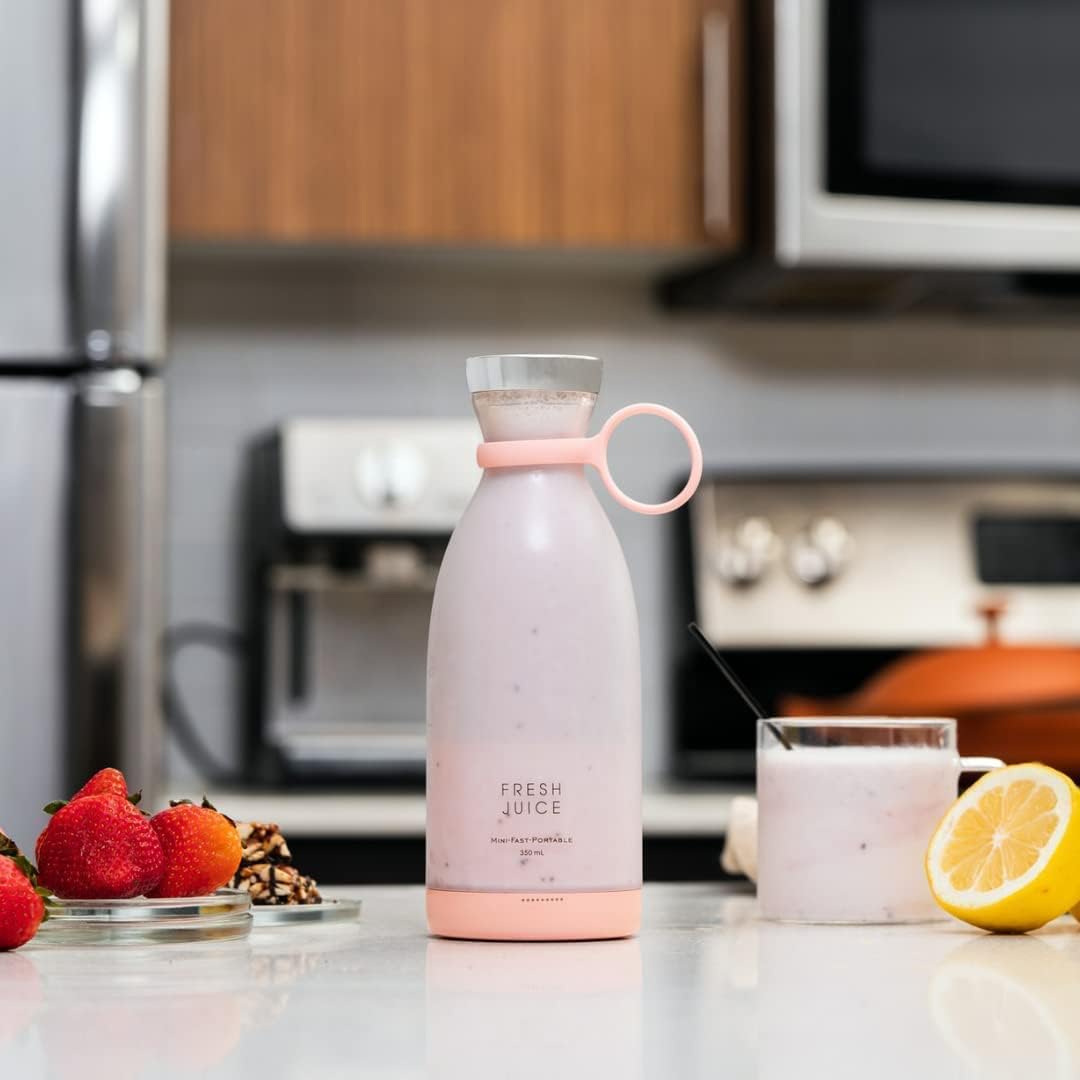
[687,622,793,750]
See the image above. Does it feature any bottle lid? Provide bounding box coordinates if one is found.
[466,354,603,394]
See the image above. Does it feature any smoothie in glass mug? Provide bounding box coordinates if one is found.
[756,718,1003,923]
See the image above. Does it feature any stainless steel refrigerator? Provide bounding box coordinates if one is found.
[0,1,168,850]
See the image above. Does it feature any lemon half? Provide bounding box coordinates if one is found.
[926,763,1080,933]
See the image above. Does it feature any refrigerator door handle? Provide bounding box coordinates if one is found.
[73,0,168,365]
[69,369,164,801]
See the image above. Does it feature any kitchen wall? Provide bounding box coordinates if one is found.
[167,252,1080,783]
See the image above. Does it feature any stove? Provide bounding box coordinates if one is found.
[673,471,1080,779]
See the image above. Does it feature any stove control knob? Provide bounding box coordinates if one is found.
[789,516,853,587]
[714,516,779,587]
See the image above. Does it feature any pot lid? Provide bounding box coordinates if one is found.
[785,601,1080,718]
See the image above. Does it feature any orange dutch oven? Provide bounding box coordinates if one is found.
[781,601,1080,776]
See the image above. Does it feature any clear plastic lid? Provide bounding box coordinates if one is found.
[466,354,603,395]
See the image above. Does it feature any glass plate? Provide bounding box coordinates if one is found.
[252,898,362,926]
[35,889,253,945]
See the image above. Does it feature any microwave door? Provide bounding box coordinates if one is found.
[774,0,1080,270]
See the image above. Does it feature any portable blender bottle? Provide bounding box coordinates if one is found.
[426,355,701,940]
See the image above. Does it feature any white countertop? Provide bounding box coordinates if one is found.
[5,883,1079,1078]
[167,786,747,836]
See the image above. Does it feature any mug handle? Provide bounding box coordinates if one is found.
[960,756,1005,775]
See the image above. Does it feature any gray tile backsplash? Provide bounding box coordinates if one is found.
[166,254,1080,783]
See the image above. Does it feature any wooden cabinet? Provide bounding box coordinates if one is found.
[169,0,721,249]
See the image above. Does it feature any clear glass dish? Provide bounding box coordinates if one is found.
[35,889,253,945]
[251,898,362,926]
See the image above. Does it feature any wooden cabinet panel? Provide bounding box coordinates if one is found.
[169,0,712,248]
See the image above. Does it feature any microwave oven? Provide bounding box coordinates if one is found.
[664,0,1080,311]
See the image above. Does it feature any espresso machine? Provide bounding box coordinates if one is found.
[243,418,480,782]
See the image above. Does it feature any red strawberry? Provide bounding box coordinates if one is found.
[36,795,164,899]
[71,767,130,802]
[37,769,143,868]
[0,856,45,950]
[42,767,142,818]
[148,801,242,898]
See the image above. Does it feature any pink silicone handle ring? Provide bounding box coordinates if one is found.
[476,403,703,516]
[594,404,703,515]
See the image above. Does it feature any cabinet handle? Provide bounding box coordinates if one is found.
[703,6,741,244]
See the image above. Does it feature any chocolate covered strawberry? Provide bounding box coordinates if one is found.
[36,795,164,899]
[149,800,242,898]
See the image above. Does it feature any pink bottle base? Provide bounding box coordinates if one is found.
[426,888,641,941]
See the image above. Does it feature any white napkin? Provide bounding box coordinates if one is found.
[721,795,758,882]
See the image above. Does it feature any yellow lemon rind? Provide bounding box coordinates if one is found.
[925,763,1080,933]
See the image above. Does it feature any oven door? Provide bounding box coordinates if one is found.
[775,0,1080,269]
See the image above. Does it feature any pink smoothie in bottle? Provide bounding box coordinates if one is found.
[426,356,643,940]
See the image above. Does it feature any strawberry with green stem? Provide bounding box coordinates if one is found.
[0,830,50,950]
[36,795,164,900]
[149,798,242,898]
[42,766,143,814]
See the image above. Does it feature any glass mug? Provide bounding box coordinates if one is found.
[756,718,1003,924]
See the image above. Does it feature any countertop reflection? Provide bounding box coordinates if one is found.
[2,884,1078,1078]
